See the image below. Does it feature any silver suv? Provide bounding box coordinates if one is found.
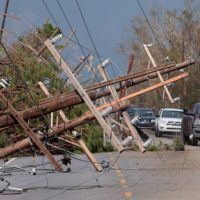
[155,108,183,137]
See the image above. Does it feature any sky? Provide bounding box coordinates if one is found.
[0,0,197,76]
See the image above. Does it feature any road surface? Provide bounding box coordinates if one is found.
[1,140,200,200]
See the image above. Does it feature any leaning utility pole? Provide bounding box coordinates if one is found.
[38,81,102,172]
[0,72,188,158]
[0,91,62,171]
[98,62,146,152]
[0,59,194,129]
[45,39,124,152]
[143,44,174,103]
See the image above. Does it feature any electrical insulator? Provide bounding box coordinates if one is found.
[72,130,82,139]
[121,136,133,147]
[101,160,110,169]
[173,97,180,102]
[0,78,10,89]
[131,115,140,125]
[143,138,153,148]
[50,33,63,44]
[101,58,112,68]
[100,106,113,117]
[29,167,37,175]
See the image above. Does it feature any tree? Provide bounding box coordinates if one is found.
[119,0,200,110]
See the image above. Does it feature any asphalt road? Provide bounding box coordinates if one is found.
[1,140,200,200]
[144,128,200,151]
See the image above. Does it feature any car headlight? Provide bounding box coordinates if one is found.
[194,119,200,128]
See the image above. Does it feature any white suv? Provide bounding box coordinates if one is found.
[155,108,183,137]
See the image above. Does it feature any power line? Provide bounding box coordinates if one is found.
[0,0,10,42]
[75,0,102,64]
[42,0,106,61]
[136,0,165,57]
[42,0,59,27]
[42,0,100,82]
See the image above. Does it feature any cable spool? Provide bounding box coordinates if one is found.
[50,33,63,44]
[100,106,113,117]
[121,136,133,147]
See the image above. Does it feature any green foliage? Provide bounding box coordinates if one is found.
[146,144,159,151]
[0,133,8,148]
[120,1,200,109]
[37,22,62,38]
[66,104,88,119]
[84,124,114,153]
[132,142,139,151]
[167,48,181,63]
[173,136,185,151]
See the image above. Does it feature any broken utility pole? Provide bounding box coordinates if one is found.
[44,39,124,152]
[0,91,62,171]
[0,72,188,158]
[98,62,146,152]
[0,59,194,130]
[38,81,102,172]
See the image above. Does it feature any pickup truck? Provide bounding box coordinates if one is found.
[182,103,200,146]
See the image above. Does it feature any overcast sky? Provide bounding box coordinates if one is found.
[1,0,197,74]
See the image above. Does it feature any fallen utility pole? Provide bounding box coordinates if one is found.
[0,72,188,158]
[38,81,102,172]
[143,44,174,103]
[98,63,146,152]
[0,91,62,171]
[45,39,124,152]
[0,60,194,129]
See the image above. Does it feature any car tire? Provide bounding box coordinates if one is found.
[192,137,198,146]
[155,129,162,137]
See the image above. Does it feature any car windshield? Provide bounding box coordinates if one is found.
[136,110,154,117]
[161,110,183,118]
[126,107,155,117]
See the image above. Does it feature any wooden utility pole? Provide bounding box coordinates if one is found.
[143,44,174,103]
[0,91,62,171]
[38,81,54,128]
[98,63,146,152]
[0,59,194,130]
[38,81,102,172]
[0,72,189,158]
[45,39,124,152]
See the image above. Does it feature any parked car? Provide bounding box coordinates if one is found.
[155,108,183,137]
[126,107,156,129]
[182,103,200,146]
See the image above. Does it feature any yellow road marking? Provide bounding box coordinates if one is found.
[124,191,133,198]
[108,153,133,199]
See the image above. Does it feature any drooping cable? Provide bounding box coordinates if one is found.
[42,0,60,27]
[56,0,100,82]
[136,0,165,57]
[75,0,102,64]
[40,0,107,62]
